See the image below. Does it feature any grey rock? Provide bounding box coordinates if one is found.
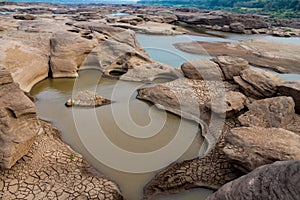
[207,160,300,200]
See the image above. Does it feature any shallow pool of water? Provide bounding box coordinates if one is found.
[31,31,299,200]
[31,69,210,200]
[136,32,300,68]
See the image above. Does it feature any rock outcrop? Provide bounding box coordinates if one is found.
[50,31,97,78]
[174,39,300,73]
[223,127,300,172]
[277,81,300,114]
[234,68,283,99]
[205,91,247,117]
[65,90,111,107]
[212,56,249,80]
[181,59,224,80]
[238,96,295,128]
[206,160,300,200]
[0,68,42,169]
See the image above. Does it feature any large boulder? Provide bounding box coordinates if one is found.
[181,59,224,80]
[205,91,247,117]
[0,68,43,169]
[238,96,295,128]
[223,127,300,172]
[234,68,283,99]
[50,31,97,78]
[207,160,300,200]
[277,81,300,114]
[212,56,249,80]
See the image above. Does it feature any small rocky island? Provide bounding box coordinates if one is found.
[0,2,300,200]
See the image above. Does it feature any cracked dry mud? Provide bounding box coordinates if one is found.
[0,121,123,200]
[143,118,244,199]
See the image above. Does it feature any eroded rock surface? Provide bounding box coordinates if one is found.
[207,160,300,200]
[238,96,295,128]
[0,121,123,200]
[234,68,283,99]
[212,56,249,80]
[205,91,246,117]
[174,39,300,73]
[50,31,97,78]
[277,81,300,114]
[181,59,224,81]
[223,127,300,172]
[0,68,42,169]
[65,90,111,107]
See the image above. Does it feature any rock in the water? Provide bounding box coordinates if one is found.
[238,96,295,128]
[277,81,300,114]
[50,31,97,78]
[229,22,245,33]
[206,160,300,200]
[205,91,246,117]
[174,39,300,73]
[0,68,42,169]
[212,56,249,80]
[65,90,111,107]
[235,68,283,98]
[181,59,224,80]
[223,126,300,172]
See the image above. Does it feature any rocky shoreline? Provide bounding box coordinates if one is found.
[1,2,300,200]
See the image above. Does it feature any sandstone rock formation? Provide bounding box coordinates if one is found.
[0,121,123,200]
[277,81,300,114]
[174,39,300,73]
[238,96,295,128]
[181,59,224,81]
[205,91,246,117]
[212,56,249,80]
[0,68,42,169]
[234,68,283,99]
[65,90,111,107]
[50,31,97,78]
[223,127,300,172]
[206,160,300,200]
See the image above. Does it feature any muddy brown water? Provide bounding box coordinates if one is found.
[31,70,212,200]
[31,32,300,200]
